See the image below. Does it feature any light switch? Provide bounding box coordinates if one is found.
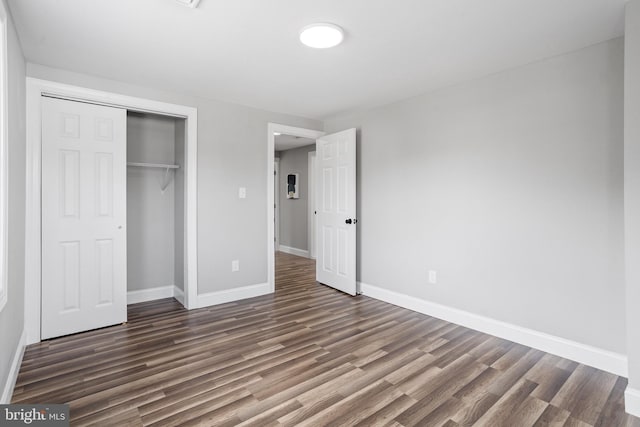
[239,187,247,199]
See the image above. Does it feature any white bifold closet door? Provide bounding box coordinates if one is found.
[41,97,127,340]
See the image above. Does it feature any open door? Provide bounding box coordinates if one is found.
[316,128,357,296]
[41,97,127,339]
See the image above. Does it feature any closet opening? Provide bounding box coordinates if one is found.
[127,112,187,307]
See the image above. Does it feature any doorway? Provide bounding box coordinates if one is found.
[266,124,358,296]
[266,124,324,292]
[275,137,316,258]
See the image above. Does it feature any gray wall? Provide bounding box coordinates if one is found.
[126,112,176,292]
[625,0,640,389]
[26,63,323,294]
[325,38,625,354]
[0,0,26,399]
[175,119,185,291]
[278,144,315,252]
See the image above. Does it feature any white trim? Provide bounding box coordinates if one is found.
[307,151,317,259]
[0,0,9,313]
[267,124,324,293]
[195,282,271,309]
[278,245,310,258]
[127,286,175,305]
[1,330,26,404]
[173,286,185,305]
[359,282,628,377]
[25,78,199,344]
[625,387,640,417]
[274,158,280,251]
[126,285,185,305]
[184,105,198,311]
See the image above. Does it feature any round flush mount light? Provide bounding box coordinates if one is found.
[299,23,344,49]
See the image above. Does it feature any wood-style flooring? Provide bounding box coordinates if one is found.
[12,252,640,426]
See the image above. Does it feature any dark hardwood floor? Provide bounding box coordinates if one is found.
[12,252,640,426]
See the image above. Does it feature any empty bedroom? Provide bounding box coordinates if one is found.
[1,0,640,426]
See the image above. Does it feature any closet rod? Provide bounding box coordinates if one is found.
[127,162,180,169]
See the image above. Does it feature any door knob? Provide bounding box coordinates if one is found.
[345,219,352,224]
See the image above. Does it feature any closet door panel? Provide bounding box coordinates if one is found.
[95,153,114,217]
[41,97,127,340]
[60,150,80,218]
[96,238,115,306]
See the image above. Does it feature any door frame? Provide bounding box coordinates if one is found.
[267,123,324,292]
[25,78,199,344]
[274,157,280,251]
[308,151,317,259]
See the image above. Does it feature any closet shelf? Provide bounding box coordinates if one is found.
[127,162,180,169]
[127,162,180,193]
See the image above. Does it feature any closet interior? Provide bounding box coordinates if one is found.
[126,112,186,306]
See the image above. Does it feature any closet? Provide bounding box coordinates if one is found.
[126,112,186,306]
[40,97,187,340]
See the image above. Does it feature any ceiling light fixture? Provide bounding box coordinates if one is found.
[299,23,344,49]
[174,0,201,8]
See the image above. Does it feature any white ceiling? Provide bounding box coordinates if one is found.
[8,0,626,120]
[275,135,315,152]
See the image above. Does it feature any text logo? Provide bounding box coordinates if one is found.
[0,405,69,426]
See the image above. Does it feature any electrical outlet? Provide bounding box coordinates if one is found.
[238,187,247,199]
[232,260,240,272]
[428,270,437,284]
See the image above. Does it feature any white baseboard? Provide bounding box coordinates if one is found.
[127,285,175,304]
[625,387,640,417]
[173,286,185,305]
[278,245,310,258]
[196,282,271,309]
[1,330,26,404]
[359,282,628,377]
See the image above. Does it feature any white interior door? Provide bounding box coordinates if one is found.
[41,97,127,339]
[316,128,357,295]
